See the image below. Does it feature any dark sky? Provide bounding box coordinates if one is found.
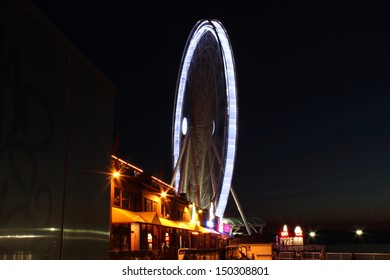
[30,1,390,231]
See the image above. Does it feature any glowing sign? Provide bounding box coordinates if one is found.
[294,226,303,237]
[281,231,289,237]
[281,224,289,237]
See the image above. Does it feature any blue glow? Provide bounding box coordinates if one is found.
[173,19,237,219]
[173,21,218,192]
[206,220,214,228]
[212,20,237,218]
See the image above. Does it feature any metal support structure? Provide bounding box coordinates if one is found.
[230,186,253,235]
[170,133,189,188]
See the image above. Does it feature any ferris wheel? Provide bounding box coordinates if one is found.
[171,19,238,219]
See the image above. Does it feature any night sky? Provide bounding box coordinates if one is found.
[29,1,390,232]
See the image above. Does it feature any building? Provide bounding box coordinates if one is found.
[109,155,229,259]
[0,0,114,259]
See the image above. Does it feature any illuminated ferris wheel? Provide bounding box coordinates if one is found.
[172,19,238,219]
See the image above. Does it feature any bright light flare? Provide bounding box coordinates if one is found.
[294,226,303,236]
[112,171,120,178]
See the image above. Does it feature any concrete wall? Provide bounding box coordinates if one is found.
[0,0,114,259]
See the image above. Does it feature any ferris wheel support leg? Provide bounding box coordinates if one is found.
[230,186,253,236]
[182,138,191,194]
[170,133,190,188]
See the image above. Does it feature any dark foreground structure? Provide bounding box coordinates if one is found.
[0,0,114,259]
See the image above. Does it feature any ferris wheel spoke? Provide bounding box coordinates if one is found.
[208,133,223,166]
[207,144,218,202]
[189,137,201,206]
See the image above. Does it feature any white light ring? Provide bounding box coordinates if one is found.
[173,21,217,192]
[212,20,238,218]
[172,19,238,219]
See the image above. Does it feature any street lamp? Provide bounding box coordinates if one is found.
[112,171,120,178]
[308,231,316,245]
[356,229,364,253]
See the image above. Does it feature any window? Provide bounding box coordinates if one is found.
[122,191,130,209]
[146,199,152,212]
[152,201,157,212]
[143,198,151,212]
[143,198,158,212]
[130,194,137,211]
[114,187,120,207]
[114,188,134,209]
[161,204,170,218]
[177,210,184,221]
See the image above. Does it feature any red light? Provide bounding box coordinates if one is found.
[281,231,289,237]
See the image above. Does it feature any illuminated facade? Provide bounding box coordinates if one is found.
[110,156,227,259]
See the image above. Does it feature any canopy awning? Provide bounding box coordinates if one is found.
[112,208,221,235]
[137,212,161,225]
[112,207,146,223]
[195,224,220,234]
[159,218,196,230]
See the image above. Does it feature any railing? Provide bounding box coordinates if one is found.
[327,252,390,260]
[178,248,222,260]
[109,250,151,260]
[278,251,390,260]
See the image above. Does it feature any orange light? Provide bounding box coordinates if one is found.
[112,171,120,178]
[111,155,143,173]
[161,191,167,198]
